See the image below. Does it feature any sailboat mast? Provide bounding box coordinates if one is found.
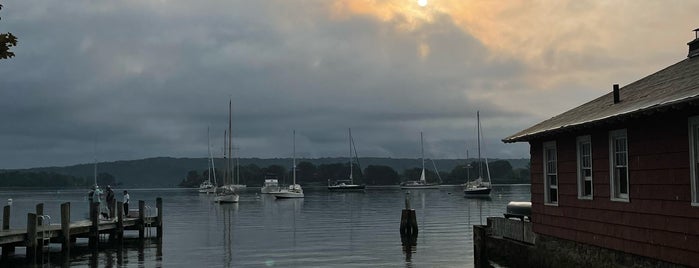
[210,127,217,186]
[293,130,296,185]
[421,132,425,172]
[228,99,232,186]
[207,127,211,183]
[93,140,97,186]
[223,130,228,185]
[477,111,482,179]
[466,149,470,181]
[349,128,353,183]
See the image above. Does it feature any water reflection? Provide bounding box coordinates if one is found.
[0,186,531,267]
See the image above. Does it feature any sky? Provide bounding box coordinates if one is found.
[0,0,697,169]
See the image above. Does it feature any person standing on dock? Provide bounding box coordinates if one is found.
[123,190,130,217]
[106,185,115,219]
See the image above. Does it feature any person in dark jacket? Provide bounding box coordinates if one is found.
[105,185,115,219]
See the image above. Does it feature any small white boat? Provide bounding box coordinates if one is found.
[401,132,439,189]
[261,178,280,194]
[274,130,304,199]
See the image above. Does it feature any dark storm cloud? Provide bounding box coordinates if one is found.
[0,0,532,168]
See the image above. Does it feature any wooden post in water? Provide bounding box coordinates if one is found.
[156,197,163,239]
[26,213,38,260]
[2,205,13,255]
[35,203,44,226]
[2,205,9,230]
[35,203,44,249]
[400,192,418,246]
[138,200,145,239]
[60,202,71,251]
[116,201,124,240]
[89,202,99,248]
[473,225,488,268]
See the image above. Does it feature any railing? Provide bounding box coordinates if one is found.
[487,217,536,244]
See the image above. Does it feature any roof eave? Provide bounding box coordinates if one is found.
[502,94,699,144]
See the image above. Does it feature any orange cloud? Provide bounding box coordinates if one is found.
[329,0,699,89]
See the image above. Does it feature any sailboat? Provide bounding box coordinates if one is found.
[464,111,492,197]
[328,128,366,191]
[214,99,240,203]
[199,127,217,194]
[273,130,304,199]
[400,132,439,189]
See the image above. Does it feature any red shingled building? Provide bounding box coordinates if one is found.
[503,30,699,267]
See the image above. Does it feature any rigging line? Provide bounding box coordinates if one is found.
[350,131,363,177]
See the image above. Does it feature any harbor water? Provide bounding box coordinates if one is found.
[0,185,530,267]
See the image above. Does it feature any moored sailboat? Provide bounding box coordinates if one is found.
[214,99,240,203]
[199,127,217,194]
[273,130,304,199]
[464,111,492,197]
[401,132,439,189]
[328,128,366,191]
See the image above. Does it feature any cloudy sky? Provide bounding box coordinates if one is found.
[0,0,697,169]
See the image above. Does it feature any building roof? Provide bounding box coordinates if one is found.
[503,56,699,143]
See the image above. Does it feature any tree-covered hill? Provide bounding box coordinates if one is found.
[2,157,529,188]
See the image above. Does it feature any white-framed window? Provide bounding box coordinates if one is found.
[543,141,558,205]
[609,129,629,201]
[577,135,593,199]
[690,116,699,206]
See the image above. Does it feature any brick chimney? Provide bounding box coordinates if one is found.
[688,28,699,58]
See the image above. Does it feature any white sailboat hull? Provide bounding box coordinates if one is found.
[261,186,281,194]
[273,184,304,198]
[273,191,304,199]
[198,187,216,194]
[214,193,239,203]
[400,182,439,189]
[464,186,492,196]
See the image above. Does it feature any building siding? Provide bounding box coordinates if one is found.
[529,111,699,267]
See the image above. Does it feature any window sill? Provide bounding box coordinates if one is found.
[610,197,629,203]
[544,202,559,206]
[577,196,593,200]
[692,202,699,207]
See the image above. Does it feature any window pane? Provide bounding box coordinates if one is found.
[550,189,558,202]
[583,169,591,177]
[618,167,628,194]
[584,181,592,196]
[549,175,557,186]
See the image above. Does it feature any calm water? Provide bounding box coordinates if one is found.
[0,185,530,267]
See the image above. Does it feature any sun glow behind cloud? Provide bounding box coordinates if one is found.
[328,0,699,115]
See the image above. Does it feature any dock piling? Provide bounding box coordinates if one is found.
[2,205,13,255]
[35,203,44,226]
[89,202,99,248]
[156,198,163,239]
[400,192,418,238]
[2,205,9,231]
[60,202,71,251]
[138,200,145,239]
[26,213,38,259]
[116,201,124,241]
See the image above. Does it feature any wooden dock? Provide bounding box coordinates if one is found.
[0,198,162,259]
